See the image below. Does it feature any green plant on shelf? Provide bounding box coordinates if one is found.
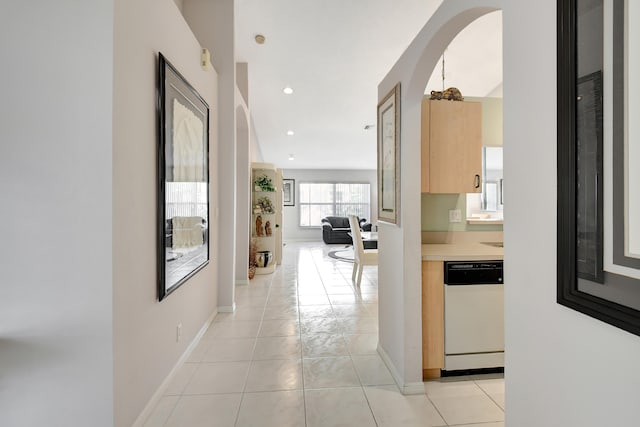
[254,175,275,192]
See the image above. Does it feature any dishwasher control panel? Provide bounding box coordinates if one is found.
[444,261,503,285]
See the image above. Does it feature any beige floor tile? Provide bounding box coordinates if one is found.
[183,362,250,394]
[458,423,504,427]
[429,393,504,425]
[328,294,361,305]
[213,306,264,322]
[234,293,269,308]
[302,333,349,357]
[164,394,241,427]
[302,357,360,389]
[298,294,331,306]
[299,305,335,319]
[263,304,299,320]
[258,319,300,337]
[300,317,342,334]
[323,285,356,294]
[331,304,372,318]
[336,316,378,334]
[245,359,303,392]
[344,333,378,355]
[253,336,301,360]
[203,320,261,339]
[235,390,305,427]
[425,379,485,398]
[359,293,378,303]
[266,294,298,306]
[351,355,395,386]
[201,338,256,362]
[364,385,446,427]
[305,388,377,427]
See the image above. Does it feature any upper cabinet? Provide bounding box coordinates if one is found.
[421,99,482,194]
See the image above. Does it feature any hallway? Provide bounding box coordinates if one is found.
[144,242,504,426]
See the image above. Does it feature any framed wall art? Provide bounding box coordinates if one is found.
[557,0,640,336]
[283,178,295,207]
[157,53,210,301]
[377,83,401,225]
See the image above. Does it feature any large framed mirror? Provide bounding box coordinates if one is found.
[157,53,210,301]
[558,0,640,336]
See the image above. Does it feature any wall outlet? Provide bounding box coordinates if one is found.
[449,209,462,223]
[176,323,182,342]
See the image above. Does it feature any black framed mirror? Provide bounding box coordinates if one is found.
[558,0,640,336]
[157,53,210,301]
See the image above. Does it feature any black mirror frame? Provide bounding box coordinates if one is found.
[157,53,210,301]
[557,0,640,336]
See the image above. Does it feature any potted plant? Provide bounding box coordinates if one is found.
[254,175,275,192]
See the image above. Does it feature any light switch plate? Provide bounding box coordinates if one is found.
[449,209,462,223]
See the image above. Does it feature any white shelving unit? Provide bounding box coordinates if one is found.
[251,163,282,275]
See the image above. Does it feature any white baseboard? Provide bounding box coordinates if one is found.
[377,344,425,396]
[217,303,236,313]
[133,310,217,427]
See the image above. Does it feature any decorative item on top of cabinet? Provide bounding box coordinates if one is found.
[429,87,464,101]
[421,98,482,194]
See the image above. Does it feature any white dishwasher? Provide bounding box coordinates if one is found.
[444,261,504,373]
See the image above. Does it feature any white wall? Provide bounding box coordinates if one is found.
[0,2,114,426]
[378,0,502,394]
[113,0,219,425]
[503,0,640,425]
[183,0,238,311]
[281,169,377,242]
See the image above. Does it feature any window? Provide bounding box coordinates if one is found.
[299,182,371,226]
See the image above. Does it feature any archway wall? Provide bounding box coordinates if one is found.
[235,98,251,286]
[376,0,502,394]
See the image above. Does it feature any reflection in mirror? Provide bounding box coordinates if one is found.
[165,182,208,288]
[467,147,503,221]
[557,0,640,337]
[157,53,210,301]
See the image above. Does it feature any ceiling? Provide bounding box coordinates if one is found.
[235,0,502,170]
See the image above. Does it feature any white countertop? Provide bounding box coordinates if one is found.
[421,242,503,261]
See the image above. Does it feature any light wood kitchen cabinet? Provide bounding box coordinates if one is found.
[422,261,444,378]
[421,99,482,193]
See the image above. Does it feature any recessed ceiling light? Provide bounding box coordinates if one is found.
[288,154,295,160]
[255,34,266,44]
[287,130,294,136]
[283,87,294,95]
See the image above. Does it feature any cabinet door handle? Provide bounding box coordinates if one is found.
[475,174,481,188]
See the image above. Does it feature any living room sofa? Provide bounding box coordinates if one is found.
[321,216,371,244]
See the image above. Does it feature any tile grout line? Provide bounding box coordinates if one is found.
[234,266,275,427]
[473,379,505,413]
[299,247,310,427]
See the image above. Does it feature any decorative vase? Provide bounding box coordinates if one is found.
[256,251,273,268]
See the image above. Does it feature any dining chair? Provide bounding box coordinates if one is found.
[348,215,378,287]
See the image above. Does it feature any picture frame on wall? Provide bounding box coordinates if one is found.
[157,53,210,301]
[377,83,401,225]
[283,178,295,206]
[557,0,640,337]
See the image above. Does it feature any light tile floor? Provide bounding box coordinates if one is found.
[144,242,505,427]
